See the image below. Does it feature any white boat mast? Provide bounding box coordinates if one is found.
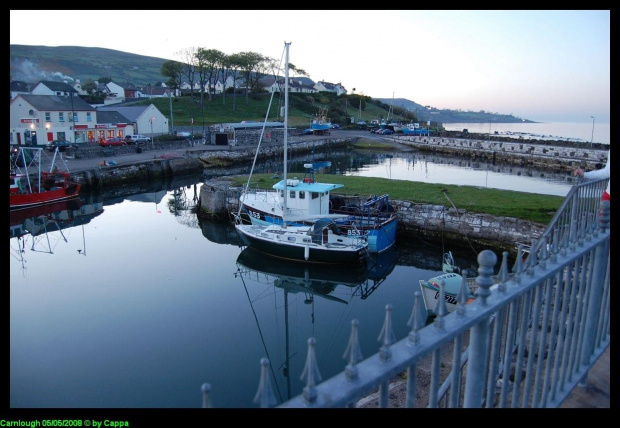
[282,42,290,227]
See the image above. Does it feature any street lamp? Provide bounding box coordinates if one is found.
[150,116,156,149]
[590,116,595,147]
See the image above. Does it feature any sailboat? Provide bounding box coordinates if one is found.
[234,42,369,265]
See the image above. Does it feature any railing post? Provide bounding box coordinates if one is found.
[579,200,609,369]
[463,249,496,407]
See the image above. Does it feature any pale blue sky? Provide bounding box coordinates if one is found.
[10,10,610,123]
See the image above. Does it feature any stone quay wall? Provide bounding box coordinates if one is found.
[388,135,608,172]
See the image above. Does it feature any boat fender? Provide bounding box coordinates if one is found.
[304,245,310,260]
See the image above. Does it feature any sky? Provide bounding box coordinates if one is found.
[10,9,610,124]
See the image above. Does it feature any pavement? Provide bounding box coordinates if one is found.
[560,346,610,408]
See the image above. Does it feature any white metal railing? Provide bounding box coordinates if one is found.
[201,179,609,408]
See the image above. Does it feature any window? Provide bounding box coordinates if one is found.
[311,192,319,199]
[71,112,77,122]
[45,112,51,122]
[289,190,296,199]
[57,132,66,140]
[86,112,92,122]
[59,112,64,122]
[299,191,305,199]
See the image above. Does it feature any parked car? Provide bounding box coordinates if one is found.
[381,129,395,135]
[176,131,191,139]
[332,123,340,129]
[99,137,127,147]
[125,134,151,144]
[302,128,314,135]
[46,140,78,152]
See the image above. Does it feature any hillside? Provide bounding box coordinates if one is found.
[10,45,167,86]
[376,98,534,124]
[10,44,533,124]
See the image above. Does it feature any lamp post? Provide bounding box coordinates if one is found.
[169,91,174,135]
[590,116,595,147]
[150,116,155,149]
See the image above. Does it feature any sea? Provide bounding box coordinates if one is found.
[441,121,610,146]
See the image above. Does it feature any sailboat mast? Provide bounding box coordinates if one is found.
[282,42,290,227]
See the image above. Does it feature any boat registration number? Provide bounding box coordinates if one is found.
[347,230,369,236]
[248,210,261,220]
[434,292,458,305]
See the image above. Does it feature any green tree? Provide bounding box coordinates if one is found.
[82,79,97,94]
[227,53,245,111]
[237,51,266,104]
[177,47,197,98]
[161,60,184,90]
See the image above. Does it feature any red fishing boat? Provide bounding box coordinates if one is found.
[10,147,81,210]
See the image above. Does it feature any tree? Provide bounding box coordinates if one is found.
[82,79,97,94]
[227,53,245,111]
[161,60,184,91]
[98,76,112,84]
[219,54,233,105]
[237,51,266,104]
[177,47,197,98]
[196,48,225,104]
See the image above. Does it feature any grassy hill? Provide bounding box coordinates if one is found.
[134,92,399,128]
[10,45,167,86]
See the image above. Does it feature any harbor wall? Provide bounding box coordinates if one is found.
[388,135,607,172]
[68,134,607,190]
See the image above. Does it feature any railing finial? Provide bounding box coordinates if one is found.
[253,358,278,408]
[475,249,497,302]
[301,337,322,404]
[456,270,469,316]
[407,291,426,344]
[343,319,363,379]
[201,383,212,408]
[378,304,396,360]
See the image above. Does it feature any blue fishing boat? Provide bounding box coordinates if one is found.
[311,108,332,133]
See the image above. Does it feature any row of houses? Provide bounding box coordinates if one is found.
[9,74,348,147]
[10,81,169,147]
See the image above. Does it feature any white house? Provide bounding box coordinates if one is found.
[32,81,78,97]
[314,81,347,96]
[97,104,169,137]
[259,77,317,94]
[10,94,102,146]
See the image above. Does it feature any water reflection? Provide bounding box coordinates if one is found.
[233,245,397,403]
[9,199,104,276]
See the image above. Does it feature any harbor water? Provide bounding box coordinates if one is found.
[9,147,577,408]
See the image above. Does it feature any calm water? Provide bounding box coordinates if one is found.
[9,149,570,409]
[442,121,610,146]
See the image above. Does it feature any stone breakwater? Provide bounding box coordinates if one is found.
[198,181,546,253]
[388,135,608,172]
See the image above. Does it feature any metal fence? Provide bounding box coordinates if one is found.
[202,178,610,408]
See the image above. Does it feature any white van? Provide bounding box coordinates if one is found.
[125,134,151,144]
